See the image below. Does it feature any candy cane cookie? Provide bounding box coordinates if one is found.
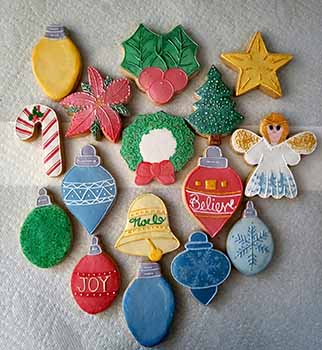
[15,104,63,176]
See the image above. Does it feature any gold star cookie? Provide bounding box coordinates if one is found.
[220,32,293,98]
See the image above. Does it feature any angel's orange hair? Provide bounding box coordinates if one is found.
[259,113,289,144]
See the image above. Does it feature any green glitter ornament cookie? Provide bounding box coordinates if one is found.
[20,188,72,268]
[186,65,244,144]
[120,111,195,185]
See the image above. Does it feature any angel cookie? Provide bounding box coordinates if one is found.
[231,113,317,199]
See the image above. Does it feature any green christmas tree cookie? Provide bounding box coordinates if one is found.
[186,65,244,143]
[120,24,200,105]
[121,111,195,185]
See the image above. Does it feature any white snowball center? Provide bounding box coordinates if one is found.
[139,128,177,163]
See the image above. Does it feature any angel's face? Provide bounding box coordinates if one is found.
[267,123,283,145]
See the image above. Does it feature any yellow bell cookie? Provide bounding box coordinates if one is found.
[115,193,180,262]
[32,24,82,101]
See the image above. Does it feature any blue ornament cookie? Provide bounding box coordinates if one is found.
[61,145,117,234]
[226,201,274,275]
[171,231,231,305]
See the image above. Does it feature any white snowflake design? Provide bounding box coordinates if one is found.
[233,224,270,270]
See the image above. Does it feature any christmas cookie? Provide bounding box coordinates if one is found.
[183,146,243,237]
[32,25,82,101]
[231,113,317,199]
[61,66,131,142]
[115,193,180,262]
[227,201,274,275]
[123,262,175,347]
[62,145,117,234]
[120,111,195,185]
[15,104,63,177]
[220,32,293,98]
[120,24,200,105]
[171,231,231,305]
[186,65,244,143]
[71,236,120,314]
[20,188,72,268]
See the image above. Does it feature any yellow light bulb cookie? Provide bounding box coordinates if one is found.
[32,24,82,101]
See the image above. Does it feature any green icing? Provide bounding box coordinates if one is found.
[104,76,113,88]
[129,214,166,227]
[91,119,102,140]
[121,24,200,77]
[111,103,130,116]
[20,204,72,269]
[28,106,44,121]
[120,111,195,171]
[186,65,244,136]
[81,82,91,94]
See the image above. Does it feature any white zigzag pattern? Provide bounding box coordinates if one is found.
[63,179,116,206]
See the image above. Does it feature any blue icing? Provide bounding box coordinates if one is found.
[123,272,175,347]
[61,165,117,234]
[226,217,274,276]
[171,231,231,305]
[191,286,218,305]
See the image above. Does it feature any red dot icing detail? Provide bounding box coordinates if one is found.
[164,68,189,92]
[138,67,164,90]
[148,80,175,105]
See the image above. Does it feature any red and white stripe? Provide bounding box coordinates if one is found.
[15,104,63,177]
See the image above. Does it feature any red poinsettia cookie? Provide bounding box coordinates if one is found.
[61,66,131,142]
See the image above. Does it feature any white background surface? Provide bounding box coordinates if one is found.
[1,0,322,349]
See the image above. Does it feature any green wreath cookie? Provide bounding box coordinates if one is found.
[121,111,195,185]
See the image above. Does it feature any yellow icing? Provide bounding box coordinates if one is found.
[32,37,81,101]
[232,129,261,153]
[205,179,216,190]
[114,193,180,261]
[287,132,317,154]
[221,32,292,98]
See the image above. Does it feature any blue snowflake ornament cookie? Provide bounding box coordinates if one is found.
[226,201,273,276]
[61,145,117,234]
[171,231,231,305]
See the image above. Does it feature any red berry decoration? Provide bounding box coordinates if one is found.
[183,146,243,237]
[164,68,188,92]
[71,236,120,314]
[138,67,188,105]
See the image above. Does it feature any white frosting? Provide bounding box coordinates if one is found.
[139,128,177,163]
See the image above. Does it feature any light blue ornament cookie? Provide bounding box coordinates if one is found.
[123,262,175,347]
[226,201,274,276]
[61,145,117,234]
[171,231,231,305]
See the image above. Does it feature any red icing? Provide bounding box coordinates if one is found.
[148,80,174,105]
[137,67,189,105]
[71,251,120,314]
[135,160,175,185]
[61,66,131,142]
[183,165,243,237]
[164,68,188,92]
[138,67,164,90]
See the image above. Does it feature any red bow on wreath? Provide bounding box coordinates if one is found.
[135,160,175,185]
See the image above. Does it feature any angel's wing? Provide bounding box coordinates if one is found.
[286,131,317,155]
[231,129,262,153]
